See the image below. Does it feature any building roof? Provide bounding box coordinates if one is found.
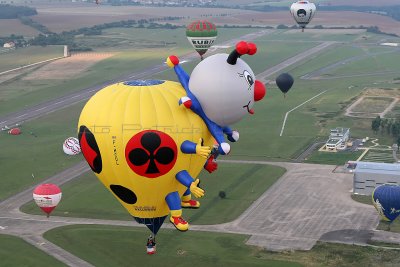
[354,161,400,175]
[330,127,349,133]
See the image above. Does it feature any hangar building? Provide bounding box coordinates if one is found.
[353,161,400,195]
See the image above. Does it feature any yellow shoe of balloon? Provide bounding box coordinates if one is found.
[181,199,200,209]
[170,216,189,231]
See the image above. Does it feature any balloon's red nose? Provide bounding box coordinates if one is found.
[254,80,266,102]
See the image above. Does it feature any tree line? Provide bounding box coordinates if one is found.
[27,17,183,51]
[371,116,400,147]
[0,4,36,19]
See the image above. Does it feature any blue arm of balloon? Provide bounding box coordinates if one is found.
[173,64,190,91]
[181,140,197,154]
[173,63,228,155]
[176,170,194,188]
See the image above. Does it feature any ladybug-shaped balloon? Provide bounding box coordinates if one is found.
[78,80,214,234]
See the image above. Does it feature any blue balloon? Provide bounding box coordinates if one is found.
[372,184,400,222]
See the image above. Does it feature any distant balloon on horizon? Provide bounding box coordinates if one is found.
[290,1,316,32]
[186,20,218,60]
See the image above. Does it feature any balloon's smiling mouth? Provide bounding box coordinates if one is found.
[243,101,254,115]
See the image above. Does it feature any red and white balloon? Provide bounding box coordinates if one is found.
[33,183,62,217]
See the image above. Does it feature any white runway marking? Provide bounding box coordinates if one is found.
[280,90,327,136]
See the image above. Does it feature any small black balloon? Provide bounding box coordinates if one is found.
[276,73,294,94]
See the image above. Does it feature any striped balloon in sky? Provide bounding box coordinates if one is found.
[186,20,217,60]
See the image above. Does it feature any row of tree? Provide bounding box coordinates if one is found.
[371,116,400,146]
[0,4,36,19]
[27,19,183,51]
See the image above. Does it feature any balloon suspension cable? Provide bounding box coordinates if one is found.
[200,55,204,61]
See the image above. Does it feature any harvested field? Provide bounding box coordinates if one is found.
[363,88,400,97]
[34,6,254,32]
[284,29,366,34]
[0,19,40,37]
[27,5,400,37]
[210,11,400,36]
[23,53,115,80]
[350,97,394,113]
[324,0,399,6]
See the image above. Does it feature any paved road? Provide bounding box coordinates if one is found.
[256,41,337,81]
[301,45,400,81]
[219,160,383,251]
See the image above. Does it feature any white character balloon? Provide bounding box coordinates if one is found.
[166,41,266,155]
[290,1,316,32]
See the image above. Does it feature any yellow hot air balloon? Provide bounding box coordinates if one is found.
[78,80,213,235]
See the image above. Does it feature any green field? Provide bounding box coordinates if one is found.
[44,225,301,267]
[0,27,262,116]
[331,50,400,77]
[0,234,67,267]
[44,224,400,267]
[305,150,364,165]
[0,104,84,201]
[21,162,285,224]
[0,45,64,73]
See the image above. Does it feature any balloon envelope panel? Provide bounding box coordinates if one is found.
[372,184,400,222]
[78,80,213,219]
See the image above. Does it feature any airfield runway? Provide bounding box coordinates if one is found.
[0,30,397,266]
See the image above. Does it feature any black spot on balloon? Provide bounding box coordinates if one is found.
[110,184,137,204]
[78,125,102,174]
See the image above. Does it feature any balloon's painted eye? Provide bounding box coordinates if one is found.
[239,70,254,89]
[244,70,254,87]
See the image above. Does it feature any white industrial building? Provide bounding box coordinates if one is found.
[353,161,400,195]
[325,127,350,151]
